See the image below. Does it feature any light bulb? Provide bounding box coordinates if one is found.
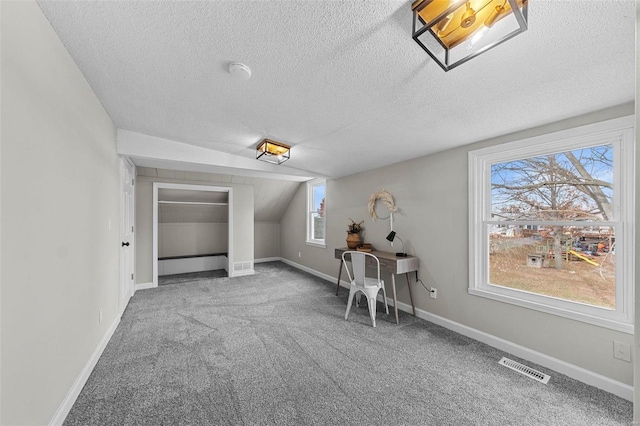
[437,14,453,33]
[484,5,504,28]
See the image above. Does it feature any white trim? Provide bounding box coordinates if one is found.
[306,178,326,246]
[227,189,235,277]
[305,241,326,249]
[152,182,234,285]
[280,257,337,283]
[254,257,281,263]
[468,287,633,334]
[231,269,255,277]
[468,115,635,333]
[49,316,121,426]
[282,258,633,401]
[135,282,154,291]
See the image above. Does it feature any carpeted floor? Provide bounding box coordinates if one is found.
[64,262,633,425]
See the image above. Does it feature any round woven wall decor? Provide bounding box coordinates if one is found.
[368,189,398,221]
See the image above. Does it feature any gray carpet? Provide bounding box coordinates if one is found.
[64,262,632,425]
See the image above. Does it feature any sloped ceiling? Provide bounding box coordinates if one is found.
[36,1,635,181]
[140,167,300,223]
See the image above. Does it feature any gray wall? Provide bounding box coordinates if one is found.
[1,1,121,424]
[158,223,228,258]
[135,174,255,283]
[280,103,635,386]
[255,222,281,259]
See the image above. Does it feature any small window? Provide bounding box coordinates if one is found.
[306,179,326,247]
[469,116,635,333]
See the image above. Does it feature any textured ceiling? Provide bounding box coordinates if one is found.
[37,0,636,180]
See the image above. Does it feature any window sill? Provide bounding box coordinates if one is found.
[468,287,633,334]
[305,241,326,249]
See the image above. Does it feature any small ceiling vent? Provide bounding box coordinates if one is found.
[499,357,550,384]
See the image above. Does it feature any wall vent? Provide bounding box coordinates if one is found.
[498,357,550,384]
[233,261,254,272]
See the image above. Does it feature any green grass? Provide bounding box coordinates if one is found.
[489,243,615,309]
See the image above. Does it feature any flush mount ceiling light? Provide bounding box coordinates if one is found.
[229,62,252,80]
[256,139,290,164]
[411,0,528,71]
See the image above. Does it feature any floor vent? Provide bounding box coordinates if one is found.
[499,357,550,384]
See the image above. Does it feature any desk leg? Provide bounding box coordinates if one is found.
[336,259,344,296]
[391,274,399,324]
[406,273,416,316]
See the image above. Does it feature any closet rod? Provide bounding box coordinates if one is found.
[158,201,228,206]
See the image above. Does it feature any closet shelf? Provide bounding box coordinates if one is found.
[158,201,228,206]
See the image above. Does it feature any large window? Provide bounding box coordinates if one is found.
[306,179,326,247]
[469,117,635,332]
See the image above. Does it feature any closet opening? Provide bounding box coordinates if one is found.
[152,182,233,287]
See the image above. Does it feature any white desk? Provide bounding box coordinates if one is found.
[335,248,419,324]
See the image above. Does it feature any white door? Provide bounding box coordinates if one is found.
[120,158,135,315]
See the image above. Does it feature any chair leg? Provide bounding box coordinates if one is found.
[345,289,356,320]
[381,286,389,314]
[368,295,377,327]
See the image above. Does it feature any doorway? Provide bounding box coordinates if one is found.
[152,182,233,287]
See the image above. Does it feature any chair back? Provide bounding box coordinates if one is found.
[342,251,380,287]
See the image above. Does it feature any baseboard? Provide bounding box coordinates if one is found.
[135,282,154,291]
[119,292,133,318]
[254,257,281,263]
[49,315,121,426]
[283,258,634,402]
[230,269,255,277]
[280,258,343,284]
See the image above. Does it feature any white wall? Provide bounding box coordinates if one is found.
[281,104,635,388]
[1,1,120,424]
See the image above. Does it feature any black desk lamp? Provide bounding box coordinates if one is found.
[386,231,407,257]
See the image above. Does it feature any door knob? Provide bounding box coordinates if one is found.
[122,242,130,247]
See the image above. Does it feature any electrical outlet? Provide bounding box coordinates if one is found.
[613,341,631,362]
[430,288,437,299]
[99,308,103,324]
[298,252,302,258]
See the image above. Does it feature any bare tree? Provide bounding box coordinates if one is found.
[491,145,613,269]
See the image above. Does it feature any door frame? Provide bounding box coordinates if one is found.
[152,182,233,287]
[119,157,136,316]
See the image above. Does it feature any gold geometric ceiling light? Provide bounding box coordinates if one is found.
[411,0,528,71]
[256,139,291,164]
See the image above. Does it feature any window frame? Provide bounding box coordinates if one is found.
[306,178,326,248]
[468,116,635,333]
